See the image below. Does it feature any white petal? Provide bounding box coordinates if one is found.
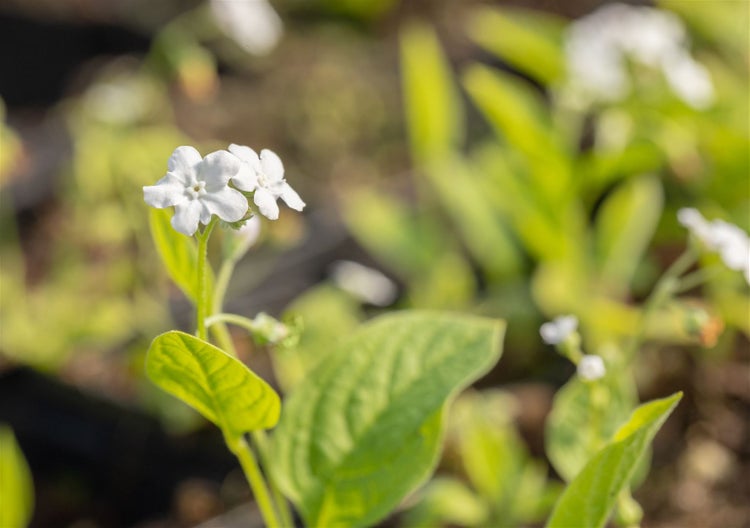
[279,182,305,211]
[202,188,249,222]
[143,173,186,208]
[199,203,213,225]
[231,163,259,192]
[577,355,606,381]
[171,200,203,236]
[254,187,279,220]
[260,149,284,182]
[168,146,202,179]
[228,144,262,171]
[200,150,240,191]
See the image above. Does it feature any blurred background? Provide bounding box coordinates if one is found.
[0,0,748,526]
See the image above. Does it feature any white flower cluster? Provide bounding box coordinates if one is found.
[678,208,750,284]
[540,315,578,345]
[143,145,304,236]
[564,3,714,109]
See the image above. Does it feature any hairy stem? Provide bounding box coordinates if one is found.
[195,217,218,341]
[226,434,282,528]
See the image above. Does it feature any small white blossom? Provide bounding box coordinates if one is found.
[564,3,714,109]
[330,260,398,306]
[210,0,283,56]
[228,144,305,220]
[577,354,606,381]
[143,146,248,236]
[540,315,578,345]
[678,208,750,284]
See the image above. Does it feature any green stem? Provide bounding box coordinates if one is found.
[213,258,236,316]
[251,430,295,528]
[674,266,721,294]
[206,312,258,333]
[195,217,218,341]
[624,249,696,363]
[226,434,282,528]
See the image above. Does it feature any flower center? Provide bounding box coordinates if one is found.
[186,181,206,199]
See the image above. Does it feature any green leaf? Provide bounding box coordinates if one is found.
[276,285,364,392]
[595,175,664,298]
[546,375,637,482]
[463,65,571,199]
[404,477,489,528]
[342,188,444,278]
[423,156,522,279]
[546,392,682,528]
[146,331,280,436]
[400,22,464,164]
[468,6,565,84]
[271,311,505,527]
[0,425,34,528]
[149,208,213,304]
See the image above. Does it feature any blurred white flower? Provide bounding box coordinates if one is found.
[228,144,305,220]
[210,0,283,56]
[577,354,606,381]
[540,315,578,345]
[330,260,398,306]
[564,3,714,109]
[678,208,750,284]
[143,146,247,236]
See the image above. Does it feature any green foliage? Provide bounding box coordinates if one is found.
[149,208,213,304]
[146,331,280,436]
[546,375,637,482]
[547,392,683,528]
[468,6,565,84]
[343,189,442,277]
[454,391,561,526]
[404,477,490,527]
[0,425,34,528]
[421,156,522,279]
[270,311,505,527]
[400,22,464,164]
[275,285,364,391]
[595,175,664,298]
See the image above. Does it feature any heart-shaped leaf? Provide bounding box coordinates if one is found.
[270,311,504,528]
[546,392,682,528]
[146,331,280,436]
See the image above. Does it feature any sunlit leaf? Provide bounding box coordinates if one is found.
[468,6,565,84]
[423,156,522,279]
[149,208,213,304]
[546,375,637,482]
[343,188,443,277]
[271,311,505,527]
[146,331,280,436]
[546,392,682,528]
[404,477,489,528]
[595,175,664,298]
[0,425,34,528]
[400,22,464,164]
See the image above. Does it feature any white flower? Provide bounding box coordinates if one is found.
[330,260,398,306]
[143,146,248,236]
[577,355,606,381]
[228,144,305,220]
[210,0,283,56]
[678,208,750,284]
[564,3,714,109]
[540,315,578,345]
